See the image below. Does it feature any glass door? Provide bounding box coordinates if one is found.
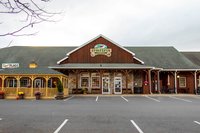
[114,77,122,94]
[102,77,110,94]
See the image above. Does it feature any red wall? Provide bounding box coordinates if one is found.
[61,37,141,64]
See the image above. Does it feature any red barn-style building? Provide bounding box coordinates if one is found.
[0,35,200,97]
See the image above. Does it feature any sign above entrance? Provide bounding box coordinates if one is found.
[90,44,112,57]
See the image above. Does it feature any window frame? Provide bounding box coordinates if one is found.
[179,77,186,88]
[91,73,100,88]
[80,73,90,88]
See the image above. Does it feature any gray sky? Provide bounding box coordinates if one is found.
[0,0,200,51]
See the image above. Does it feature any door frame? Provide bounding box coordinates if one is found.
[114,77,122,94]
[102,77,110,94]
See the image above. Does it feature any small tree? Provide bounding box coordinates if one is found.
[57,79,63,93]
[55,79,64,100]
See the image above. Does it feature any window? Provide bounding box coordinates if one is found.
[6,78,17,87]
[179,77,186,88]
[198,76,200,87]
[48,79,53,88]
[91,73,100,88]
[81,77,89,87]
[80,73,90,88]
[20,78,29,87]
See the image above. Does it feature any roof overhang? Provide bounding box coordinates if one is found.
[161,69,200,71]
[49,63,154,70]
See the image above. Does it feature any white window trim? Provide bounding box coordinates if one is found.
[80,73,90,88]
[179,77,186,88]
[198,75,200,87]
[6,78,17,88]
[91,76,100,88]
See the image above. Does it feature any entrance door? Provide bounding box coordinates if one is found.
[114,77,122,94]
[102,77,110,94]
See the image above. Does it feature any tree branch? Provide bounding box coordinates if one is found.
[0,0,61,36]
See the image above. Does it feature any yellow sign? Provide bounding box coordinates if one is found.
[90,44,112,57]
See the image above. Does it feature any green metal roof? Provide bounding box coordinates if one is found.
[181,52,200,67]
[0,68,63,75]
[127,47,200,69]
[0,46,199,69]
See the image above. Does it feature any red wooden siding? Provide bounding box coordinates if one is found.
[61,37,141,64]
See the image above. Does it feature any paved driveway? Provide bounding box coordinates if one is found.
[0,95,200,133]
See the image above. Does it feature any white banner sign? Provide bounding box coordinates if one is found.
[2,63,19,68]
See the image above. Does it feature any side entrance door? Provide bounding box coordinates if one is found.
[102,77,110,94]
[114,77,122,94]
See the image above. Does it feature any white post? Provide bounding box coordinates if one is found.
[195,71,197,94]
[157,71,161,94]
[175,71,177,94]
[149,69,152,94]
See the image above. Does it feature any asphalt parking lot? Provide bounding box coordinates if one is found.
[0,95,200,133]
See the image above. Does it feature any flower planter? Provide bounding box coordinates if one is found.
[35,94,41,100]
[18,94,24,99]
[0,94,5,99]
[55,92,64,100]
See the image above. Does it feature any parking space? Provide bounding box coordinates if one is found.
[1,95,200,133]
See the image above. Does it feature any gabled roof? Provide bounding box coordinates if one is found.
[66,34,136,56]
[58,34,144,64]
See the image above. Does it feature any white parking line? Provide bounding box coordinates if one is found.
[63,96,74,101]
[145,96,160,102]
[169,96,192,103]
[0,118,2,121]
[194,121,200,125]
[130,120,144,133]
[54,119,68,133]
[121,96,129,102]
[96,96,99,102]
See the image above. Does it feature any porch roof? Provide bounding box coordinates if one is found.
[49,63,155,69]
[0,68,64,75]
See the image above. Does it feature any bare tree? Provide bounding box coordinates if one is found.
[0,0,60,36]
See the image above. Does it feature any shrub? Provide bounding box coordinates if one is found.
[57,79,63,93]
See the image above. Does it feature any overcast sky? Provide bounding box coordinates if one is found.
[0,0,200,51]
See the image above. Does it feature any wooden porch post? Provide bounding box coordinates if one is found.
[45,76,49,97]
[2,76,5,91]
[31,76,34,97]
[16,76,20,96]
